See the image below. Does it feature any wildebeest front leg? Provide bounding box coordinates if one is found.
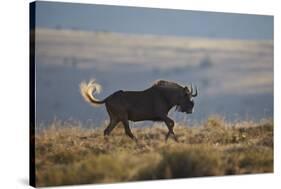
[163,117,178,142]
[122,120,138,142]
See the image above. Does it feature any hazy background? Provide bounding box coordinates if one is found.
[34,1,273,126]
[35,1,273,40]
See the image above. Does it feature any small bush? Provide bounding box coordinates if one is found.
[136,145,223,180]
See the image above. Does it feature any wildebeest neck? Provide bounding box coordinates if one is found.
[154,86,182,113]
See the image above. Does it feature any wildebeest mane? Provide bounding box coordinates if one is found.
[153,80,183,90]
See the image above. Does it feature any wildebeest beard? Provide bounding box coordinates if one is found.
[175,103,193,114]
[175,104,184,112]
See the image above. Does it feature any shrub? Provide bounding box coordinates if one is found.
[136,145,224,180]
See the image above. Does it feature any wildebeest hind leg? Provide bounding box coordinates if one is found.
[122,120,138,142]
[104,119,118,137]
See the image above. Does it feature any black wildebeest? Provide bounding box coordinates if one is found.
[80,79,198,142]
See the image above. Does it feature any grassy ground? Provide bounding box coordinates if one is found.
[35,116,273,187]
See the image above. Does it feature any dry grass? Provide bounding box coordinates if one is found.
[35,116,273,187]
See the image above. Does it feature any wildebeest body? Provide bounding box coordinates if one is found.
[109,88,176,121]
[80,80,197,142]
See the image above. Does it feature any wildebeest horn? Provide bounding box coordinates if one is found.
[191,84,198,97]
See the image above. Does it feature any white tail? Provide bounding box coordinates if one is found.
[80,79,104,106]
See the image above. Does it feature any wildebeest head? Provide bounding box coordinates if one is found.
[176,84,198,114]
